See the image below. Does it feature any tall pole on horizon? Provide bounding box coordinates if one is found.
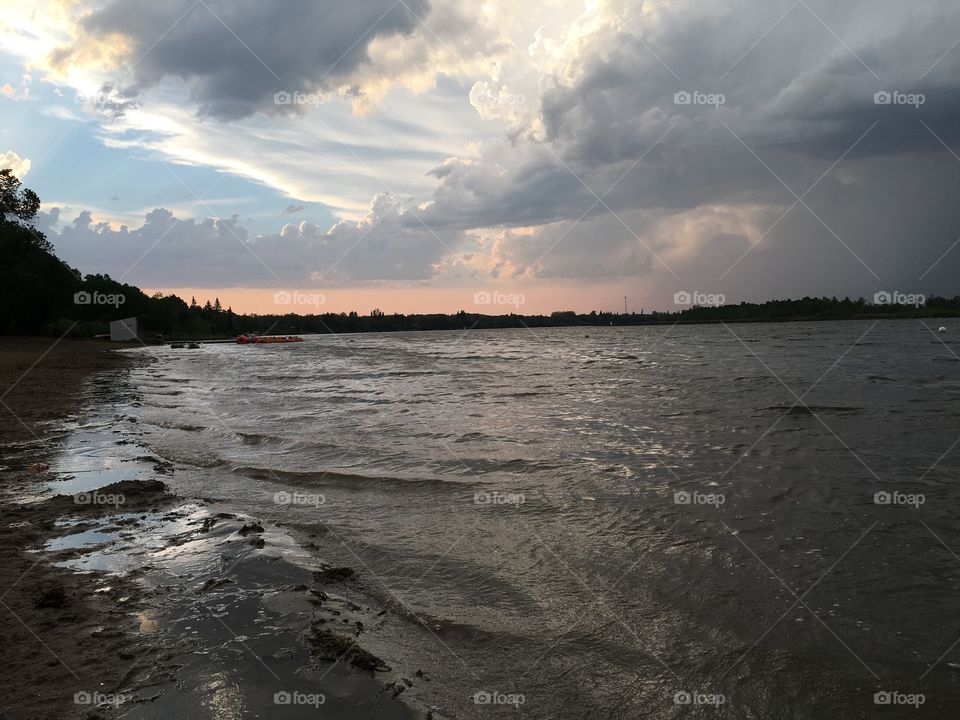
[624,296,627,314]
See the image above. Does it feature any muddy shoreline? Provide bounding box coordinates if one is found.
[0,339,152,719]
[0,339,430,719]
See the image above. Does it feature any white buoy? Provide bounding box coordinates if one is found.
[938,326,947,333]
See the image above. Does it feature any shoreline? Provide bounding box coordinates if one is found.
[95,313,960,346]
[0,339,425,719]
[0,338,149,719]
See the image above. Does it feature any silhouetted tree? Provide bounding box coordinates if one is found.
[1,168,53,254]
[0,169,40,224]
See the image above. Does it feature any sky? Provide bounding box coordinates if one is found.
[2,0,960,315]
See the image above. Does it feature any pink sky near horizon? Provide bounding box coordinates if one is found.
[142,281,659,316]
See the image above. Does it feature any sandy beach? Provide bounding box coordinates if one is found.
[0,338,149,719]
[0,338,131,443]
[0,339,420,720]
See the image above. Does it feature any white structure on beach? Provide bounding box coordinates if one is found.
[110,317,138,341]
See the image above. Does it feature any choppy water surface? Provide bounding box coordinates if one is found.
[123,320,960,718]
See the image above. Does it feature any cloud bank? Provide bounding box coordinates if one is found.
[9,0,960,304]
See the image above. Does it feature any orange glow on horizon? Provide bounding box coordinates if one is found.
[141,282,652,316]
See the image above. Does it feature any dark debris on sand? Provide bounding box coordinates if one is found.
[313,565,355,582]
[307,623,390,672]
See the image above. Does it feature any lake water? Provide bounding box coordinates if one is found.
[113,320,960,717]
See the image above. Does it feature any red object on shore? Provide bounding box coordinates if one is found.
[236,335,304,344]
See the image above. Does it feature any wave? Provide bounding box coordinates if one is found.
[235,431,290,446]
[761,405,861,415]
[140,419,207,432]
[229,464,471,490]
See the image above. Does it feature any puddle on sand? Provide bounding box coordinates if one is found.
[46,527,122,550]
[40,412,154,496]
[46,463,140,496]
[48,504,227,575]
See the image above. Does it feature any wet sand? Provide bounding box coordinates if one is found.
[0,339,422,719]
[0,337,132,443]
[0,338,149,719]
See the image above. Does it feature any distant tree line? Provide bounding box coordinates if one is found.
[215,297,960,337]
[2,168,959,339]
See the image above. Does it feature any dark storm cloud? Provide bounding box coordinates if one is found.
[371,0,960,298]
[421,0,960,237]
[537,0,960,169]
[56,0,429,119]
